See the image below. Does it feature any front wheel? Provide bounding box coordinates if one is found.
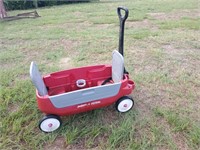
[116,96,134,113]
[39,115,62,133]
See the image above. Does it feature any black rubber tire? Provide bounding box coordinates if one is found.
[115,96,134,113]
[39,114,62,133]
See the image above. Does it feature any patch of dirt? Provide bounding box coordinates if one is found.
[57,39,79,69]
[187,99,200,123]
[44,39,79,69]
[162,44,200,75]
[129,37,199,149]
[17,74,30,80]
[54,39,79,52]
[135,77,198,114]
[63,21,92,29]
[162,44,188,55]
[162,44,174,51]
[134,88,154,116]
[130,43,199,113]
[74,11,83,17]
[59,57,73,69]
[94,23,114,29]
[8,103,20,114]
[39,21,92,30]
[172,132,190,150]
[0,39,24,47]
[65,133,107,150]
[133,84,181,118]
[156,117,190,150]
[101,106,119,125]
[148,9,200,20]
[126,19,158,29]
[44,136,66,150]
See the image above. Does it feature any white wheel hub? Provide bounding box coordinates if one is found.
[117,99,133,112]
[40,118,61,132]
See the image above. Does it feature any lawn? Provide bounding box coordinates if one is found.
[0,0,200,149]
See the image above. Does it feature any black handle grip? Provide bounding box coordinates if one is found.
[117,7,129,23]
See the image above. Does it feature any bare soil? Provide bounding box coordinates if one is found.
[126,19,158,29]
[148,9,200,20]
[8,103,20,114]
[44,136,66,150]
[59,57,72,69]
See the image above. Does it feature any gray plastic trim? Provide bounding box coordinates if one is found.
[112,50,124,83]
[30,61,48,96]
[49,83,121,108]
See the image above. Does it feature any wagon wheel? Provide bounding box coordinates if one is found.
[39,115,62,133]
[116,96,134,113]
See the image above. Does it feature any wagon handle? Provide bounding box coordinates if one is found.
[117,6,129,74]
[117,6,128,57]
[117,6,129,24]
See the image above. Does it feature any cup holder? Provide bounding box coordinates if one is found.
[128,80,134,85]
[76,79,86,88]
[128,80,134,88]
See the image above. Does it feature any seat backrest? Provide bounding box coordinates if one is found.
[112,50,124,83]
[30,62,48,96]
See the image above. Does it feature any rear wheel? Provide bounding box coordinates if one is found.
[39,115,62,133]
[116,96,134,112]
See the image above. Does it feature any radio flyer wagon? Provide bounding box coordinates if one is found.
[30,7,135,133]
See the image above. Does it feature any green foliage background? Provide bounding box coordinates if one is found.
[4,0,96,10]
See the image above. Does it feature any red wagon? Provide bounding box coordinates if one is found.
[30,7,135,133]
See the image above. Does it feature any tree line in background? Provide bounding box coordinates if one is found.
[4,0,98,10]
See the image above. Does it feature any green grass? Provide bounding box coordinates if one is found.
[157,18,200,30]
[126,28,159,39]
[1,0,200,149]
[153,108,200,149]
